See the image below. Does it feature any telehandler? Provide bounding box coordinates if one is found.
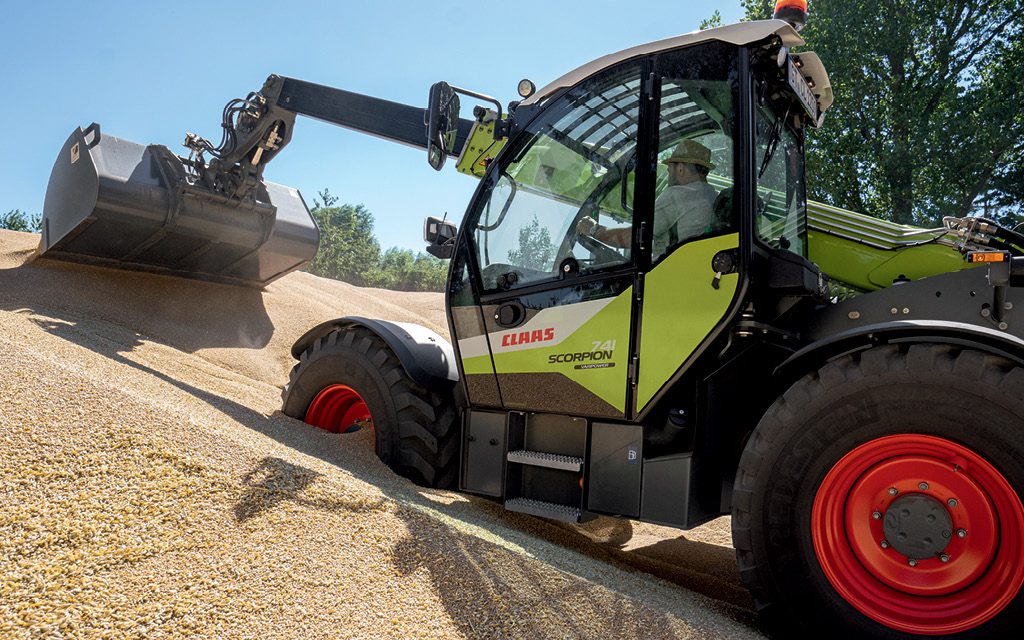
[38,1,1024,636]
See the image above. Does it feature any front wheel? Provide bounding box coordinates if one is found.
[282,326,459,488]
[733,344,1024,638]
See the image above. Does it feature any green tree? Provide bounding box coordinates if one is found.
[736,0,1024,225]
[305,189,381,286]
[989,161,1023,222]
[740,0,772,20]
[369,247,449,291]
[304,189,448,292]
[507,216,555,268]
[1,209,42,233]
[406,252,450,291]
[700,10,723,29]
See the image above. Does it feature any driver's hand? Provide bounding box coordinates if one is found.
[576,216,599,236]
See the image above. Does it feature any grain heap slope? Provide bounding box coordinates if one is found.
[0,229,760,639]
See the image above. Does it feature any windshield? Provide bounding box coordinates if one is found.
[470,61,642,291]
[755,104,807,257]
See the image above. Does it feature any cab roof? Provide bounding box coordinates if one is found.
[522,19,809,107]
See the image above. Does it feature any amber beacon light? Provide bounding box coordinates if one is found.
[774,0,808,31]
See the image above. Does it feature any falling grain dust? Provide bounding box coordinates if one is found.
[0,229,761,639]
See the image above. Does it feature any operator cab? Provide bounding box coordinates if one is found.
[434,20,832,422]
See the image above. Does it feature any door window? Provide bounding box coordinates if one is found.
[652,54,738,262]
[470,62,643,291]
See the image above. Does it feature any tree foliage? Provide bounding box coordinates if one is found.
[304,189,448,292]
[1,210,42,233]
[739,0,1024,225]
[507,217,555,268]
[700,10,723,30]
[306,190,381,286]
[367,247,449,291]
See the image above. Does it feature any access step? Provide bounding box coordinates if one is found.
[505,497,582,523]
[507,449,584,472]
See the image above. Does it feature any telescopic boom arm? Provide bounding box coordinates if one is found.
[183,74,476,201]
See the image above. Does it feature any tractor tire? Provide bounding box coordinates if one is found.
[282,326,458,489]
[732,343,1024,639]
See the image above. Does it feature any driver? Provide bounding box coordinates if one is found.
[577,140,718,258]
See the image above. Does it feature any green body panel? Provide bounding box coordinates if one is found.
[462,354,495,375]
[637,234,740,411]
[807,229,973,291]
[488,291,634,413]
[806,201,973,291]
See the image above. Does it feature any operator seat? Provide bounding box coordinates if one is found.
[711,187,737,232]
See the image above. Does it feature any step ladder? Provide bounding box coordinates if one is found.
[502,414,589,523]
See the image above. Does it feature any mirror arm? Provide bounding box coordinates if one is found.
[449,86,502,122]
[450,86,510,141]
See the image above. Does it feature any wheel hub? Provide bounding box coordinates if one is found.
[812,434,1024,635]
[882,493,952,559]
[304,384,373,434]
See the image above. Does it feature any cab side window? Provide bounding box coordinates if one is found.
[755,104,807,257]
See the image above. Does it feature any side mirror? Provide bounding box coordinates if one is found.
[424,216,457,259]
[425,82,461,171]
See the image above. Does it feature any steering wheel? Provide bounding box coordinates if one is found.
[575,230,624,265]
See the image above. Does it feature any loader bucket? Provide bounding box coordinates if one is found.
[38,124,320,287]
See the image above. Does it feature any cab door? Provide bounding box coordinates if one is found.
[459,59,648,420]
[634,42,744,414]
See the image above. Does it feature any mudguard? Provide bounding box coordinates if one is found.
[290,316,458,391]
[776,320,1024,381]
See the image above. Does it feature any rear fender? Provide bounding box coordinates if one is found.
[777,320,1024,382]
[291,317,458,392]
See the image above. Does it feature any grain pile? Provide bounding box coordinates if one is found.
[0,229,761,639]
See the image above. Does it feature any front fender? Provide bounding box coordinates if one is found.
[291,316,458,391]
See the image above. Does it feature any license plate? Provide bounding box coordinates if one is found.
[787,57,818,120]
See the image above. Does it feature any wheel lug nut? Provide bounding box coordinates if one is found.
[872,511,882,520]
[918,482,929,491]
[908,558,918,567]
[880,540,890,549]
[888,487,899,496]
[940,554,950,563]
[948,498,959,508]
[957,528,967,538]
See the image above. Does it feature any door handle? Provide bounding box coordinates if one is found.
[710,249,738,290]
[494,301,527,328]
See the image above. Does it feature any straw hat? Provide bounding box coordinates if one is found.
[661,139,715,170]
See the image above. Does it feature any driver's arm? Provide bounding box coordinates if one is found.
[593,226,630,247]
[577,216,630,248]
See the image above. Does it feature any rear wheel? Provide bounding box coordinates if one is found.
[282,326,458,488]
[733,344,1024,638]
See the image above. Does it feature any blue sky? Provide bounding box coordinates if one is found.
[1,1,744,252]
